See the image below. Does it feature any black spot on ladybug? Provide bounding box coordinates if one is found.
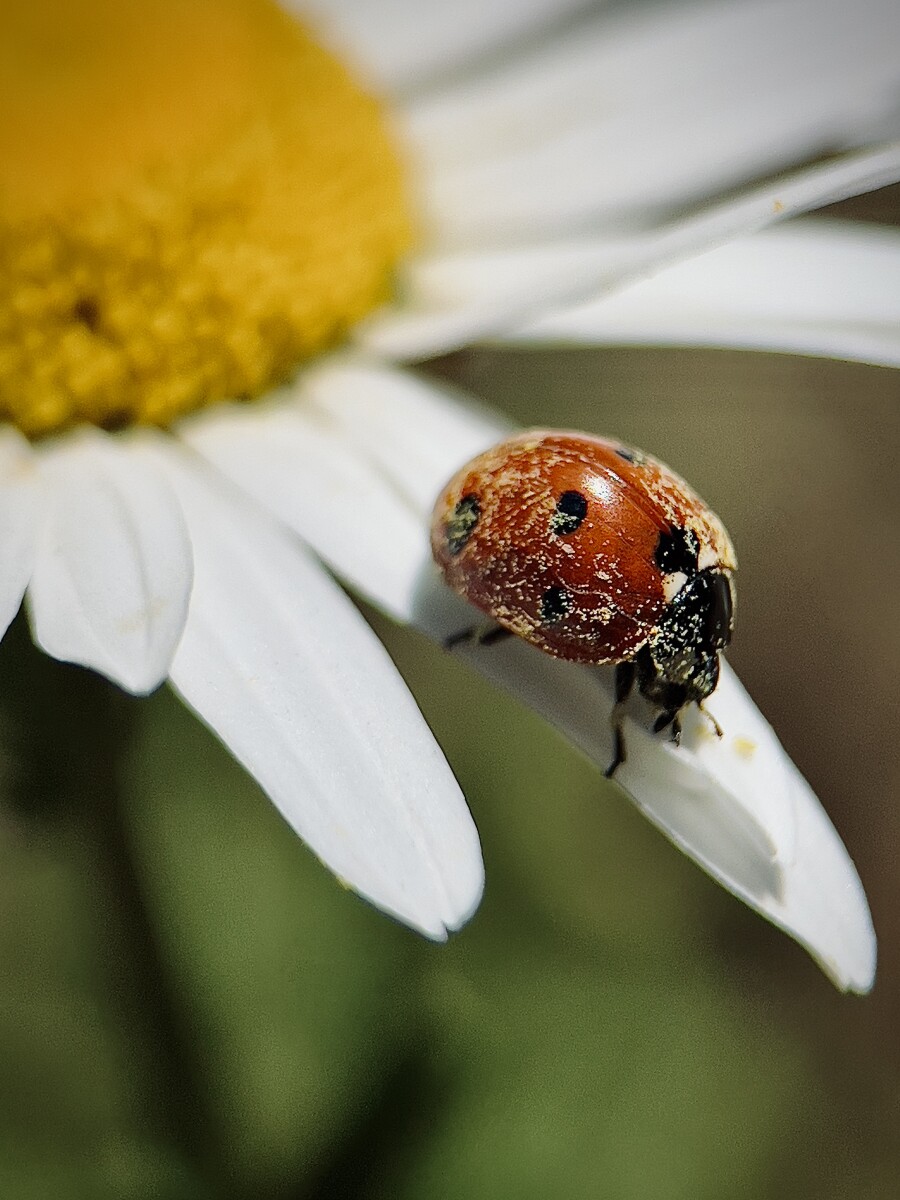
[539,585,572,623]
[655,525,700,576]
[615,446,644,465]
[446,494,480,555]
[551,489,588,536]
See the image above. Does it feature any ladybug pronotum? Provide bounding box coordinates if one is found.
[430,430,736,776]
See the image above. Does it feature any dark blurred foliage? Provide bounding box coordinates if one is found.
[0,198,898,1197]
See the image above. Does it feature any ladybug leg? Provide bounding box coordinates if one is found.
[698,703,723,738]
[604,661,636,779]
[652,709,673,734]
[444,621,512,651]
[443,627,473,650]
[652,708,679,736]
[672,712,682,746]
[479,624,514,647]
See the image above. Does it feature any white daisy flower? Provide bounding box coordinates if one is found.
[3,0,899,992]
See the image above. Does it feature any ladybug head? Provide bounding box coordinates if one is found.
[637,568,735,713]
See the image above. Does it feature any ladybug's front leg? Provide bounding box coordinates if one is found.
[604,660,636,779]
[698,703,723,738]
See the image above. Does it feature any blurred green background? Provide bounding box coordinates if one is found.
[1,208,898,1196]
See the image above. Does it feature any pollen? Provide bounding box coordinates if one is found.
[0,0,413,437]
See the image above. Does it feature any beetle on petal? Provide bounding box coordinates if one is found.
[431,430,736,775]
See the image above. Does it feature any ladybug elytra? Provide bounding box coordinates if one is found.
[430,430,736,776]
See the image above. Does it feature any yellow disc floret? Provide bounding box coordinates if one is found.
[0,0,412,436]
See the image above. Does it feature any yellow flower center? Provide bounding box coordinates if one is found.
[0,0,412,437]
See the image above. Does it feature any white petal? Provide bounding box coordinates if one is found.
[421,609,875,993]
[300,0,591,93]
[179,361,504,622]
[0,428,38,640]
[181,395,427,620]
[300,358,507,514]
[290,371,874,990]
[510,220,900,367]
[143,437,483,938]
[406,0,900,245]
[27,429,193,694]
[360,142,900,359]
[687,665,874,992]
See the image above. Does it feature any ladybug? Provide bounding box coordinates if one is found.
[430,430,736,776]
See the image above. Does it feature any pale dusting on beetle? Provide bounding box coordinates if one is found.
[430,429,734,674]
[661,571,689,603]
[617,447,735,575]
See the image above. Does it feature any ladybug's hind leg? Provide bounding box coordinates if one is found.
[604,660,636,779]
[444,621,512,651]
[652,708,682,745]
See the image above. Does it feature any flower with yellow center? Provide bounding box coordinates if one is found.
[3,0,900,988]
[0,0,410,434]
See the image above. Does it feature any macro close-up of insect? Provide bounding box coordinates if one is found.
[2,0,898,1194]
[431,430,736,775]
